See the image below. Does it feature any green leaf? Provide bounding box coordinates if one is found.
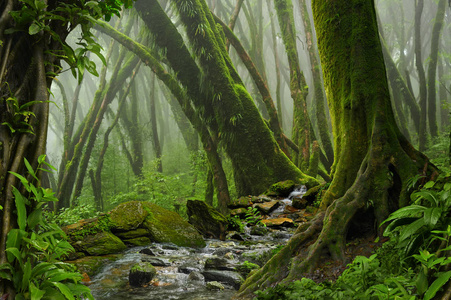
[22,259,32,291]
[381,205,426,225]
[27,208,43,229]
[423,207,442,228]
[13,187,27,231]
[49,272,82,283]
[24,157,38,182]
[9,171,30,189]
[399,218,425,242]
[5,247,22,265]
[51,282,75,300]
[424,270,451,300]
[416,268,428,295]
[29,23,41,35]
[423,181,435,189]
[31,262,55,278]
[30,281,46,300]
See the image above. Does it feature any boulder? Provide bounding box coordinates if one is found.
[188,271,204,282]
[78,231,127,256]
[109,201,148,232]
[229,207,247,218]
[186,200,228,240]
[202,270,244,290]
[142,202,206,248]
[141,257,170,267]
[253,200,280,215]
[129,262,156,287]
[265,180,296,197]
[123,237,151,246]
[114,228,150,239]
[292,197,309,209]
[66,254,121,277]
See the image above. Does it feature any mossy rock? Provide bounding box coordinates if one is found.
[230,207,247,218]
[228,196,253,209]
[141,202,206,248]
[79,231,127,256]
[123,237,152,246]
[63,216,111,242]
[186,200,228,240]
[129,262,156,287]
[114,228,150,239]
[66,254,122,277]
[265,180,296,197]
[109,201,149,232]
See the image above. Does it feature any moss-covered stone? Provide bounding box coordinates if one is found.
[109,201,149,232]
[114,228,150,239]
[187,200,228,240]
[129,262,156,287]
[79,231,127,256]
[228,196,253,209]
[123,237,152,246]
[265,180,296,197]
[142,202,206,248]
[230,207,248,218]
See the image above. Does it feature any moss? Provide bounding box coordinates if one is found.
[66,254,122,277]
[108,201,149,232]
[142,202,206,248]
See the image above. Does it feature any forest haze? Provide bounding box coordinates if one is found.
[0,0,450,299]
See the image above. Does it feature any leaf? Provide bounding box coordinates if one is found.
[13,187,27,231]
[5,247,22,265]
[399,218,425,242]
[423,207,442,228]
[51,282,75,300]
[27,208,43,228]
[49,272,82,283]
[24,157,38,182]
[29,23,41,35]
[416,268,428,295]
[30,281,46,300]
[9,171,30,189]
[381,205,426,225]
[31,262,55,278]
[22,259,32,291]
[423,181,435,189]
[424,270,451,300]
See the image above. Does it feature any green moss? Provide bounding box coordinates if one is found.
[109,201,149,231]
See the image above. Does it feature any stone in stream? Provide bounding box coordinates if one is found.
[206,281,225,291]
[186,200,228,240]
[202,270,244,290]
[261,217,295,228]
[129,262,156,287]
[253,200,280,215]
[79,231,127,256]
[139,248,158,256]
[228,196,253,209]
[265,180,296,198]
[141,257,170,267]
[204,257,237,271]
[109,201,149,232]
[188,271,204,282]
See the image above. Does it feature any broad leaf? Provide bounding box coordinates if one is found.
[12,187,27,231]
[424,270,451,300]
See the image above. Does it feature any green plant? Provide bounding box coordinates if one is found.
[227,215,245,233]
[245,207,264,226]
[0,155,93,299]
[49,204,101,227]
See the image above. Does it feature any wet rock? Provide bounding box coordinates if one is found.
[179,265,201,274]
[161,243,179,250]
[202,270,244,289]
[205,257,237,271]
[188,271,204,282]
[187,200,228,240]
[80,231,127,256]
[265,180,296,198]
[236,261,260,277]
[141,257,170,267]
[66,254,121,277]
[224,252,235,260]
[250,225,268,236]
[139,248,158,256]
[109,201,149,232]
[283,205,300,214]
[261,218,295,228]
[212,247,233,257]
[129,262,156,287]
[226,231,246,241]
[292,197,308,209]
[228,196,253,209]
[206,281,224,290]
[253,200,280,215]
[142,202,206,248]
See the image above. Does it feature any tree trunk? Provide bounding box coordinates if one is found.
[275,0,311,171]
[236,1,436,297]
[427,0,447,138]
[134,0,316,196]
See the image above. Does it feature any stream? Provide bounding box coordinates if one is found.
[87,187,306,299]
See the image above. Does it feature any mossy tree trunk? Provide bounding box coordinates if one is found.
[275,0,311,171]
[236,1,436,297]
[134,0,316,196]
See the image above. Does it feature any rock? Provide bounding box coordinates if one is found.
[229,207,248,218]
[179,265,201,274]
[265,180,296,197]
[292,197,309,209]
[206,281,225,291]
[139,248,158,256]
[129,262,156,287]
[186,200,228,240]
[66,254,121,277]
[109,201,149,232]
[226,232,246,241]
[202,270,244,290]
[250,225,268,236]
[79,231,127,256]
[253,200,280,215]
[123,237,151,246]
[302,184,322,202]
[205,257,236,271]
[224,252,234,260]
[261,218,295,228]
[114,228,150,239]
[141,257,170,267]
[236,261,260,277]
[141,202,206,248]
[228,196,253,209]
[188,271,204,282]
